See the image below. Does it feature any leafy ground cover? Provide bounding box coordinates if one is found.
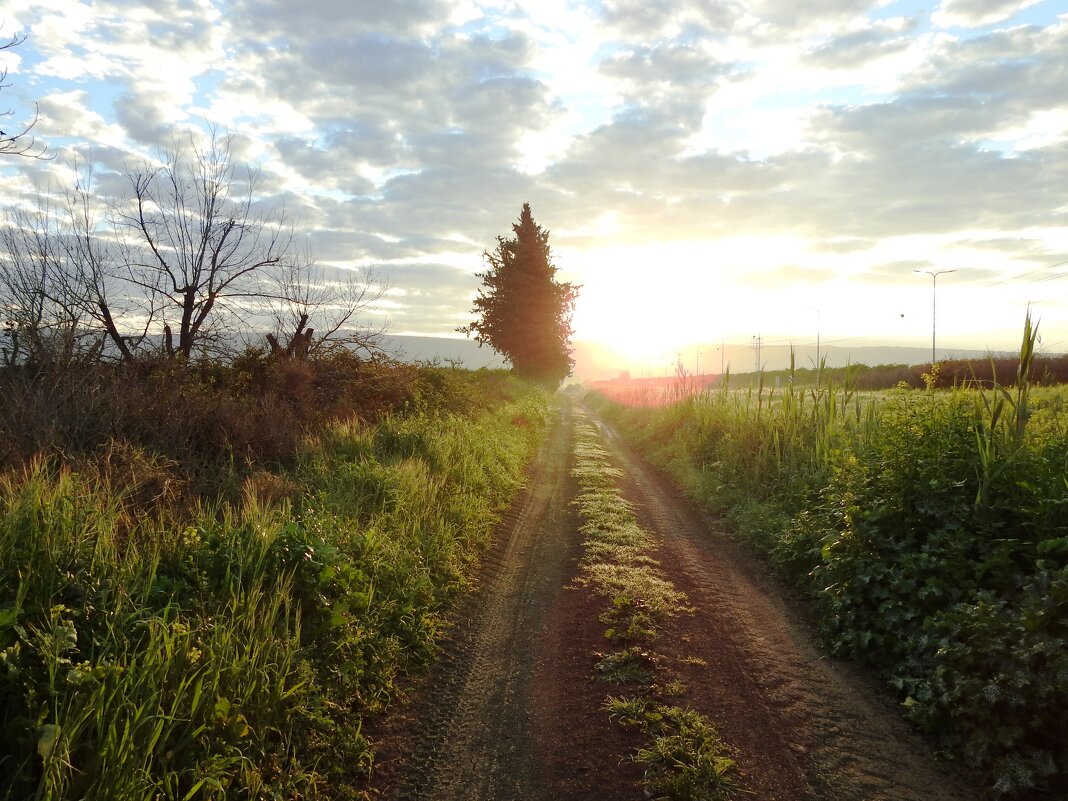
[590,319,1068,799]
[0,363,551,800]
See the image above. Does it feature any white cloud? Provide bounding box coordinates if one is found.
[3,0,1067,354]
[933,0,1042,28]
[37,89,128,146]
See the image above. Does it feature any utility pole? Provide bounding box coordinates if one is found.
[914,269,957,364]
[751,334,763,374]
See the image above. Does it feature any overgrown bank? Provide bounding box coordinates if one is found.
[0,364,552,800]
[590,323,1068,799]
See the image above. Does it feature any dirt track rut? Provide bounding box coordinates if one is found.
[373,401,981,800]
[372,409,574,801]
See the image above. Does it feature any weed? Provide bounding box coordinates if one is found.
[0,369,552,800]
[572,411,743,799]
[604,696,740,801]
[595,647,656,684]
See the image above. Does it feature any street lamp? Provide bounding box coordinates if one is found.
[914,268,957,365]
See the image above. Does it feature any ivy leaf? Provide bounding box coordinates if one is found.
[36,724,60,761]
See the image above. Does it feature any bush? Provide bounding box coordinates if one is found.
[0,366,552,800]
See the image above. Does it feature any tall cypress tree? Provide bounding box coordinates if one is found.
[461,203,578,385]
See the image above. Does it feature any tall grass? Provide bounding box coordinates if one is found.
[0,371,552,800]
[592,313,1068,799]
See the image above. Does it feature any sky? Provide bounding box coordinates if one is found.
[1,0,1067,373]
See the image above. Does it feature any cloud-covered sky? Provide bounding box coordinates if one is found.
[2,0,1067,366]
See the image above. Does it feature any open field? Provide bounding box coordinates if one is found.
[4,322,1064,800]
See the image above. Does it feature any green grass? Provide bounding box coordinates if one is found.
[592,313,1068,799]
[605,696,739,801]
[570,411,739,800]
[0,372,552,800]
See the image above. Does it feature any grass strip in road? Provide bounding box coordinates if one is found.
[570,410,741,801]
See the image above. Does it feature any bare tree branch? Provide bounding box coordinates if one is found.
[265,259,392,359]
[111,129,293,359]
[0,29,50,160]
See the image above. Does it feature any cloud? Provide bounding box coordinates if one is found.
[37,89,127,145]
[933,0,1043,28]
[5,0,1068,350]
[231,0,452,39]
[804,19,920,69]
[900,23,1068,119]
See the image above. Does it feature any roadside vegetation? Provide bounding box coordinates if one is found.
[590,314,1068,799]
[0,124,574,798]
[570,411,741,800]
[0,354,551,800]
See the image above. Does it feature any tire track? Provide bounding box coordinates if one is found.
[377,406,574,801]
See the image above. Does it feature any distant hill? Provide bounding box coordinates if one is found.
[568,342,1032,382]
[382,336,1056,382]
[385,335,507,369]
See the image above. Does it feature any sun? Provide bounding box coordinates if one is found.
[561,241,743,369]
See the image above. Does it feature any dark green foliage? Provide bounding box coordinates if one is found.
[461,203,578,386]
[595,316,1068,798]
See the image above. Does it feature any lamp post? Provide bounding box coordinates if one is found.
[914,269,957,365]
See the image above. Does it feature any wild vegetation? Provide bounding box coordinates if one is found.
[570,412,740,800]
[0,130,387,372]
[0,355,551,800]
[590,315,1068,799]
[0,110,570,797]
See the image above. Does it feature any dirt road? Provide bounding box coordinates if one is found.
[371,402,979,800]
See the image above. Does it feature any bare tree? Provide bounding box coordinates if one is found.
[0,160,150,367]
[265,261,392,359]
[1,29,49,159]
[112,131,294,359]
[0,197,72,367]
[0,194,107,368]
[2,130,390,366]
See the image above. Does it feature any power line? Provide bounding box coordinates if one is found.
[982,258,1068,288]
